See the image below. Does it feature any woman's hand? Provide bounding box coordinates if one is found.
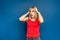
[26,11,29,15]
[34,7,38,12]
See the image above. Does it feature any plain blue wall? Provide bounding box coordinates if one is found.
[0,0,60,40]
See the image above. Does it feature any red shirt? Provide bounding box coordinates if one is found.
[26,17,40,38]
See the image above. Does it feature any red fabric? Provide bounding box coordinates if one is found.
[26,17,40,38]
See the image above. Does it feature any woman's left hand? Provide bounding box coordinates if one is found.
[34,7,38,12]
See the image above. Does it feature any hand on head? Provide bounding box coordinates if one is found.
[34,6,38,12]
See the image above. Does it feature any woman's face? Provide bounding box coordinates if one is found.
[29,8,36,18]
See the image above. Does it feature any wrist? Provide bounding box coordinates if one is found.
[37,11,41,15]
[26,12,29,15]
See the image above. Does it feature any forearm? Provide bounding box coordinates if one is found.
[37,11,44,23]
[19,12,29,20]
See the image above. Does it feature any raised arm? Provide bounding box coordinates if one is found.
[34,7,44,23]
[19,12,29,22]
[37,11,44,23]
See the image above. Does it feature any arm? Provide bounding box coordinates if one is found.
[37,11,44,23]
[19,12,29,22]
[34,7,44,23]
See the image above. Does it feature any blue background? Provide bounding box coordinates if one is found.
[0,0,60,40]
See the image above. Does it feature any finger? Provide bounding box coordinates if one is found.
[34,7,38,11]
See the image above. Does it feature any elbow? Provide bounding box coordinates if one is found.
[40,20,44,23]
[19,18,22,21]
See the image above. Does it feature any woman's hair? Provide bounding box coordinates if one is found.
[30,6,35,8]
[29,6,39,19]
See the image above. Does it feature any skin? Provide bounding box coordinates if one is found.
[19,7,44,23]
[29,8,38,21]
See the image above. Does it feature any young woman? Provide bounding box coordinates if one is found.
[19,6,44,40]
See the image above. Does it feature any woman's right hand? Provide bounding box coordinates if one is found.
[26,11,29,15]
